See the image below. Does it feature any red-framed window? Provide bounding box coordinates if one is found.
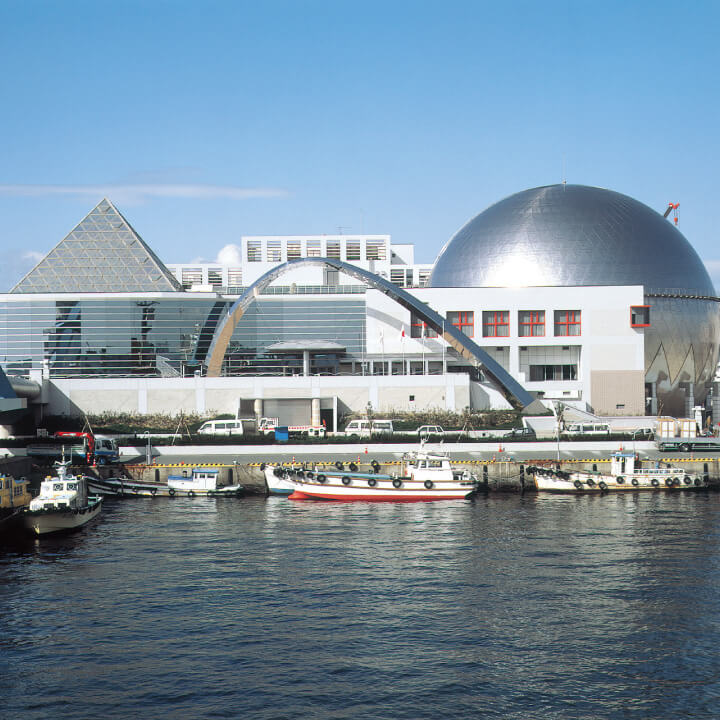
[447,311,474,337]
[518,310,545,337]
[410,314,438,338]
[482,311,509,337]
[554,310,581,336]
[630,305,651,327]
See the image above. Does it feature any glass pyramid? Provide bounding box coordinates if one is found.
[11,198,183,293]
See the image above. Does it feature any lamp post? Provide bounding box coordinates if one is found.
[144,431,152,466]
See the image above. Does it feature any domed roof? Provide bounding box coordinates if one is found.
[429,184,716,296]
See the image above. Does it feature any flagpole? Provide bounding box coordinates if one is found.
[422,324,426,375]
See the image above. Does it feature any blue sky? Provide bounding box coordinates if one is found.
[1,0,718,289]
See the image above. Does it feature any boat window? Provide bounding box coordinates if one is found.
[67,483,77,491]
[54,483,63,491]
[429,460,443,468]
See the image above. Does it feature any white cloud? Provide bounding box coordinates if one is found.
[216,244,243,265]
[22,250,44,263]
[0,183,287,202]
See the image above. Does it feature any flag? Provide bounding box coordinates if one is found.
[400,329,405,338]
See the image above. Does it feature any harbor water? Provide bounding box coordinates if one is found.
[2,492,720,719]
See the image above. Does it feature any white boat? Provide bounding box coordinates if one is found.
[263,449,478,501]
[166,467,244,497]
[529,451,708,493]
[23,461,102,535]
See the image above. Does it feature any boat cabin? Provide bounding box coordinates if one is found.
[30,463,88,511]
[168,467,222,492]
[0,474,32,509]
[610,451,638,476]
[403,451,454,481]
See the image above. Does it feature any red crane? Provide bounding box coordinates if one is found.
[663,202,680,225]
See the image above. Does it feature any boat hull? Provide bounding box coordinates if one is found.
[23,497,103,535]
[533,471,707,493]
[88,477,243,498]
[287,475,476,502]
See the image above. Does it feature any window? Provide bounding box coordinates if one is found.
[417,269,431,287]
[327,241,341,259]
[366,239,386,260]
[181,268,202,289]
[518,310,545,337]
[631,305,651,327]
[410,314,438,338]
[306,240,321,257]
[447,311,474,337]
[482,311,509,337]
[390,269,406,287]
[208,268,223,288]
[346,241,361,261]
[554,310,581,336]
[529,364,577,381]
[246,241,261,262]
[287,241,301,259]
[267,241,282,262]
[227,268,242,286]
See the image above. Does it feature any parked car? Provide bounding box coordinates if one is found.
[343,419,394,437]
[197,419,244,436]
[417,425,444,440]
[507,427,536,439]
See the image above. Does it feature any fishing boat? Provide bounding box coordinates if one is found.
[22,461,102,535]
[0,473,33,535]
[166,467,244,497]
[87,475,168,497]
[528,451,708,493]
[263,449,478,501]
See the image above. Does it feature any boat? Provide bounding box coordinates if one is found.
[528,451,708,493]
[166,467,244,497]
[87,475,169,497]
[22,461,102,535]
[263,449,478,501]
[0,473,33,536]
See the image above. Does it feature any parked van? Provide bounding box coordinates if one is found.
[197,419,244,436]
[343,419,394,437]
[562,422,611,436]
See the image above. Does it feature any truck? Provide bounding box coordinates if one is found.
[654,417,720,452]
[257,417,326,438]
[26,432,119,465]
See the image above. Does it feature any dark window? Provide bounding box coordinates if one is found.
[529,364,577,381]
[631,305,651,327]
[410,314,438,338]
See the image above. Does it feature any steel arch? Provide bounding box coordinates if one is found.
[205,258,544,412]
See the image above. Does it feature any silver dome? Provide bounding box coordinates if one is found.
[429,184,715,296]
[429,184,720,416]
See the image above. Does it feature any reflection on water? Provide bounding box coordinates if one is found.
[2,493,720,719]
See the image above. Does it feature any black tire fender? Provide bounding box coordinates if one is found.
[574,480,583,490]
[341,476,351,486]
[424,480,433,489]
[631,478,639,486]
[349,462,358,472]
[392,478,402,488]
[368,478,377,487]
[317,474,326,483]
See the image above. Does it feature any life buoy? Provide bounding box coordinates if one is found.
[342,476,351,485]
[651,478,660,487]
[392,479,402,488]
[598,481,608,492]
[335,461,344,470]
[168,488,175,496]
[368,478,377,487]
[631,478,639,486]
[371,460,380,473]
[317,474,326,483]
[349,462,358,472]
[424,480,433,489]
[616,476,625,484]
[188,490,195,497]
[574,480,583,490]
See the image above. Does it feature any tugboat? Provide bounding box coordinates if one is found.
[263,448,478,501]
[528,451,708,493]
[22,461,102,535]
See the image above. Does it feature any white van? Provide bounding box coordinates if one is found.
[343,419,394,437]
[197,419,244,437]
[562,422,611,436]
